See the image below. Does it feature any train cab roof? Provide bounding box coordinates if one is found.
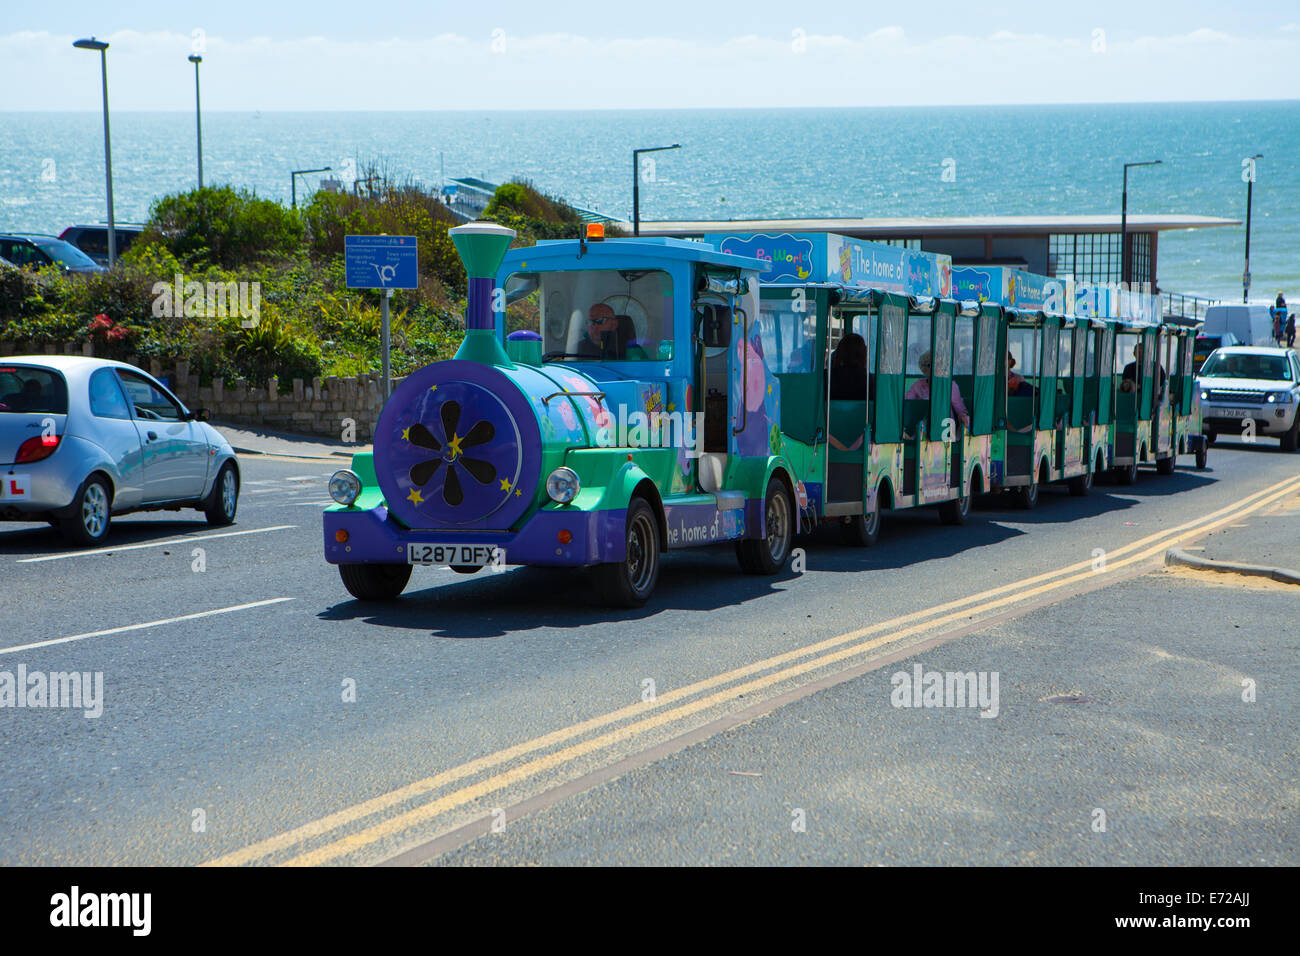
[500,236,767,274]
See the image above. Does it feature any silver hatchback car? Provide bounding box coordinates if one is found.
[0,356,240,545]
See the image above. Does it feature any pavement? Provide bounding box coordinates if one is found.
[0,432,1297,866]
[211,421,370,461]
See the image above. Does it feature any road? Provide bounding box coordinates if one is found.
[1,438,1297,866]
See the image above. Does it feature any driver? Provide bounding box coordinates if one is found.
[577,303,624,359]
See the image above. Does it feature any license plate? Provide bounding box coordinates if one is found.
[0,474,31,500]
[407,543,496,567]
[1216,408,1251,418]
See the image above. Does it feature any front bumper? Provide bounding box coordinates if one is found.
[323,503,629,567]
[1202,403,1297,435]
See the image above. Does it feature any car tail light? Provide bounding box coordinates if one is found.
[15,434,60,463]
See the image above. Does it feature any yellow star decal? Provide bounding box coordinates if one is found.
[667,403,676,412]
[499,478,511,491]
[514,489,522,496]
[447,432,464,458]
[401,426,411,441]
[429,384,438,392]
[407,488,425,505]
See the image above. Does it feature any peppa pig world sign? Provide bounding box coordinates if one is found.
[704,233,952,299]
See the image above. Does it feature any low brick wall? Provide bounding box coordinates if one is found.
[0,339,398,442]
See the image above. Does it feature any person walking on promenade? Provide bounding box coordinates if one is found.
[1273,294,1288,345]
[1287,313,1296,349]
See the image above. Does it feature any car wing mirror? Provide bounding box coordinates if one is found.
[187,408,210,422]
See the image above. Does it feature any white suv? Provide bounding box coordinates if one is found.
[1197,346,1300,451]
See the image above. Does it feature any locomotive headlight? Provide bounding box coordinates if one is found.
[546,466,581,504]
[329,469,362,506]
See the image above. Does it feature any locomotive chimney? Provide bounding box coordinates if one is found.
[448,221,517,367]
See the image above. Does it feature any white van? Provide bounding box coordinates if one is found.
[1202,304,1279,346]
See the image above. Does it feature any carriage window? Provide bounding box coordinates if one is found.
[976,314,997,376]
[905,314,931,375]
[932,310,953,378]
[1115,333,1141,373]
[1007,327,1038,376]
[757,300,815,373]
[1041,323,1060,378]
[506,268,673,362]
[1058,327,1072,381]
[1085,328,1097,376]
[954,316,975,376]
[1073,328,1087,378]
[878,303,905,375]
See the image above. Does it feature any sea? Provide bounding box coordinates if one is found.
[1,101,1296,303]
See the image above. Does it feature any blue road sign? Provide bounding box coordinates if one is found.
[345,235,419,290]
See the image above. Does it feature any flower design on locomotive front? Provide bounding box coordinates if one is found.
[405,399,499,507]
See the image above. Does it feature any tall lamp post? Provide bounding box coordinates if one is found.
[1120,159,1161,288]
[73,37,116,267]
[1242,153,1263,303]
[632,144,680,236]
[189,54,204,189]
[291,167,331,209]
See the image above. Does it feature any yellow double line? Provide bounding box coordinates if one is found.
[206,473,1300,867]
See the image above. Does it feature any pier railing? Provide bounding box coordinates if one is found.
[1162,290,1219,323]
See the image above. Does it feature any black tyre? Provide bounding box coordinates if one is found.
[1012,481,1038,510]
[1195,442,1208,470]
[1067,468,1093,496]
[59,475,112,547]
[1114,458,1139,485]
[1156,454,1175,475]
[841,499,881,546]
[595,497,660,608]
[1205,430,1217,447]
[937,479,972,525]
[339,563,412,601]
[1281,419,1299,452]
[737,479,794,574]
[204,462,239,526]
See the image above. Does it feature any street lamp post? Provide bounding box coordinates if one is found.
[632,144,680,236]
[189,54,203,189]
[1120,160,1161,288]
[291,167,332,209]
[1243,153,1263,304]
[73,37,116,267]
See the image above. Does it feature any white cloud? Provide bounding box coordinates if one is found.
[3,25,1297,110]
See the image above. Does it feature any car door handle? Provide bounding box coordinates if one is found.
[147,431,158,441]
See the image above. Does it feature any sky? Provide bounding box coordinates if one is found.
[3,0,1299,110]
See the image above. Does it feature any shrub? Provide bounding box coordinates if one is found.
[140,186,305,269]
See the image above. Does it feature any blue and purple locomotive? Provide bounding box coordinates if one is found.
[323,223,803,607]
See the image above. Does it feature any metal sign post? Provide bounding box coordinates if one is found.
[344,234,418,400]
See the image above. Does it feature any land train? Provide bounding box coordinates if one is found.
[322,223,1205,606]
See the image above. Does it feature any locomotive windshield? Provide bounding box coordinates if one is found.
[504,269,673,362]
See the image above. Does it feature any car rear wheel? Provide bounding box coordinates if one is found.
[59,475,112,547]
[339,563,412,601]
[596,497,660,607]
[204,463,239,526]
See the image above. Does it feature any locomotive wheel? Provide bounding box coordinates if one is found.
[339,563,412,601]
[736,479,794,574]
[596,498,660,608]
[841,499,881,547]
